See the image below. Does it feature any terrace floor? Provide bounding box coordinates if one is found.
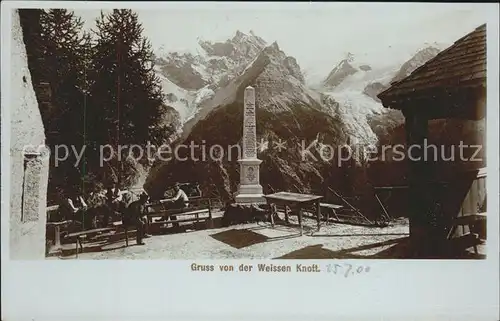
[51,215,418,260]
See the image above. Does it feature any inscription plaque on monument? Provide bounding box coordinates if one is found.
[243,98,257,159]
[246,166,256,183]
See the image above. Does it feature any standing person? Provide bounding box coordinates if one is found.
[161,183,189,228]
[126,192,151,245]
[121,191,133,208]
[117,191,133,226]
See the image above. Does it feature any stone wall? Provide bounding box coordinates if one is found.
[9,10,50,260]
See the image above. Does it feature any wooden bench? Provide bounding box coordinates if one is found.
[447,212,487,255]
[447,232,483,255]
[145,198,213,231]
[320,203,344,222]
[447,213,487,236]
[65,225,133,258]
[452,213,487,226]
[90,226,137,244]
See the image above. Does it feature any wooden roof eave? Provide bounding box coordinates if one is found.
[379,75,485,103]
[379,83,486,120]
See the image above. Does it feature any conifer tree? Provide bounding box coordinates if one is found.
[40,10,87,144]
[20,9,91,199]
[88,9,167,185]
[39,9,89,195]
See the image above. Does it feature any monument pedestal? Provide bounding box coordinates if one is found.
[235,158,265,204]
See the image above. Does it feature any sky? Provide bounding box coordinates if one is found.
[72,2,494,84]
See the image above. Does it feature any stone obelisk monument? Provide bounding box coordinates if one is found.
[235,86,265,204]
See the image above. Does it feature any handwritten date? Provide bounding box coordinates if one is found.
[326,263,370,277]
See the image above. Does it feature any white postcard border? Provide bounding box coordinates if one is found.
[1,2,499,321]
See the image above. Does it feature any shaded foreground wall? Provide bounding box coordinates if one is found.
[9,10,50,259]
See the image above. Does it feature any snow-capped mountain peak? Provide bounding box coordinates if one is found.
[318,45,442,145]
[322,56,360,88]
[154,30,273,128]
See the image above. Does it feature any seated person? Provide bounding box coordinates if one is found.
[60,192,92,228]
[75,194,88,209]
[160,183,189,227]
[59,192,79,221]
[76,194,99,229]
[106,183,122,205]
[163,183,189,208]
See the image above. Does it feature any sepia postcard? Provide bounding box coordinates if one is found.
[2,2,499,320]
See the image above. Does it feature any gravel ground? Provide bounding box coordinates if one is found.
[69,217,410,260]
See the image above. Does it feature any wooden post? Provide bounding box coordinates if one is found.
[75,237,80,259]
[54,225,61,250]
[298,207,303,236]
[405,108,432,255]
[270,203,275,228]
[316,199,321,231]
[207,199,213,229]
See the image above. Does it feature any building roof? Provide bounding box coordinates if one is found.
[378,24,486,103]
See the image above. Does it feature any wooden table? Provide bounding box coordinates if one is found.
[46,220,74,252]
[263,192,323,236]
